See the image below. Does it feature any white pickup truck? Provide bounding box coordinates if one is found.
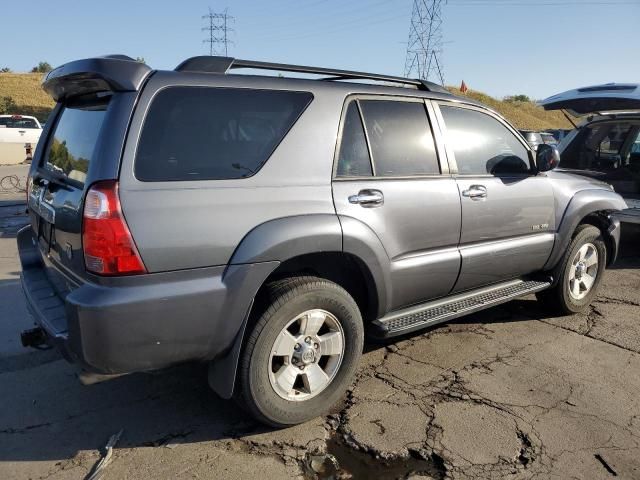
[0,115,42,164]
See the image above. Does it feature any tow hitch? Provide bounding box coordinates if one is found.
[20,327,48,349]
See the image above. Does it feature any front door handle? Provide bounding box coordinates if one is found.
[348,189,384,207]
[461,185,487,200]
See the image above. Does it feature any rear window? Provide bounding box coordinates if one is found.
[135,87,313,181]
[44,98,109,185]
[0,117,39,129]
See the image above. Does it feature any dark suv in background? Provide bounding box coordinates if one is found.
[19,55,625,426]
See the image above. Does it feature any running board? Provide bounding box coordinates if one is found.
[371,279,551,338]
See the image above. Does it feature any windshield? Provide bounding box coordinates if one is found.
[559,121,640,197]
[44,99,109,185]
[0,117,39,129]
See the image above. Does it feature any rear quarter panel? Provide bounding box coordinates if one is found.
[118,73,346,271]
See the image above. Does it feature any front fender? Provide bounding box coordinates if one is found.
[544,189,626,270]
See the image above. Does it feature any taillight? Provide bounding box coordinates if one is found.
[82,180,147,275]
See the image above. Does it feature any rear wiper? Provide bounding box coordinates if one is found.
[33,169,72,189]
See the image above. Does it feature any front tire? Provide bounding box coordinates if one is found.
[236,276,364,427]
[536,225,606,314]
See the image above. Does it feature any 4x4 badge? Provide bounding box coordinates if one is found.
[531,223,549,231]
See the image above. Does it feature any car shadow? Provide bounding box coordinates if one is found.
[0,356,277,463]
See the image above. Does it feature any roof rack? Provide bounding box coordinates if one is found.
[174,56,449,94]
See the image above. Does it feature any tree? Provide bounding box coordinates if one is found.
[0,67,11,73]
[31,62,52,73]
[504,94,531,103]
[0,96,18,114]
[135,57,146,63]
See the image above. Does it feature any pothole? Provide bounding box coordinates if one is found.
[306,432,444,480]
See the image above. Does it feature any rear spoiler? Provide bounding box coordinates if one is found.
[42,55,152,102]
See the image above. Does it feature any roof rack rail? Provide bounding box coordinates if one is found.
[174,56,449,94]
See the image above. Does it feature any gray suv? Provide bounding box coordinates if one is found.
[18,55,626,427]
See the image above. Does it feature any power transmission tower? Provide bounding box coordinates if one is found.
[404,0,446,86]
[202,7,234,56]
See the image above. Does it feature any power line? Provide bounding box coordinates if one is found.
[202,7,234,57]
[404,0,446,86]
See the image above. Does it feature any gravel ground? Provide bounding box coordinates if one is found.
[1,166,638,479]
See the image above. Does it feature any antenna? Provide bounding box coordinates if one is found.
[202,7,235,56]
[404,0,446,86]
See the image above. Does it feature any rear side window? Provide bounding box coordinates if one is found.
[440,106,530,176]
[359,100,439,177]
[0,117,39,129]
[336,102,372,177]
[44,98,109,185]
[135,87,313,181]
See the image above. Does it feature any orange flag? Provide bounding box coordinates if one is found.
[460,80,468,94]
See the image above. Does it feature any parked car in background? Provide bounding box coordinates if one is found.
[547,128,574,143]
[0,115,42,164]
[519,130,544,150]
[0,115,42,144]
[541,83,640,224]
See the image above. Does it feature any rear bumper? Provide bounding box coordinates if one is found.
[17,226,277,374]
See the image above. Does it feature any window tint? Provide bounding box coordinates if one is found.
[135,87,313,181]
[441,106,530,175]
[44,99,109,185]
[0,117,39,129]
[336,102,372,177]
[359,100,439,177]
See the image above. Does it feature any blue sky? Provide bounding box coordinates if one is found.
[3,0,639,99]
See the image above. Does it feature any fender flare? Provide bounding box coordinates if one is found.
[338,215,391,318]
[210,214,391,399]
[543,189,626,270]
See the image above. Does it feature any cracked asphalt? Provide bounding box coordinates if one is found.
[1,165,639,479]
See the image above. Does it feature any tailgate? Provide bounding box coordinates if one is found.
[28,95,111,280]
[541,83,640,116]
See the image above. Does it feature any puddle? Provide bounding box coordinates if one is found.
[315,432,444,480]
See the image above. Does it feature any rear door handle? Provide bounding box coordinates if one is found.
[461,185,487,200]
[348,189,384,207]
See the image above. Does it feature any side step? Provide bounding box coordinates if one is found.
[371,279,551,338]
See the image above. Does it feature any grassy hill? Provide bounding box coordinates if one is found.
[0,72,574,130]
[447,87,574,131]
[0,73,55,121]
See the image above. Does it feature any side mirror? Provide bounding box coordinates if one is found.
[536,144,560,172]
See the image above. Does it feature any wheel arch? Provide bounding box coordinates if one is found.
[210,215,390,399]
[544,189,624,270]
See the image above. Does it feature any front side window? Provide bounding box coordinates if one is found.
[44,98,109,185]
[441,105,531,176]
[359,100,439,177]
[135,87,313,181]
[336,102,372,177]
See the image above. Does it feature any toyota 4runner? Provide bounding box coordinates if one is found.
[18,55,625,426]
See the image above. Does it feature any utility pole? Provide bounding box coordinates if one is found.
[404,0,446,86]
[202,7,234,56]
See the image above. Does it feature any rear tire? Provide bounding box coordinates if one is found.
[536,225,606,314]
[236,276,364,427]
